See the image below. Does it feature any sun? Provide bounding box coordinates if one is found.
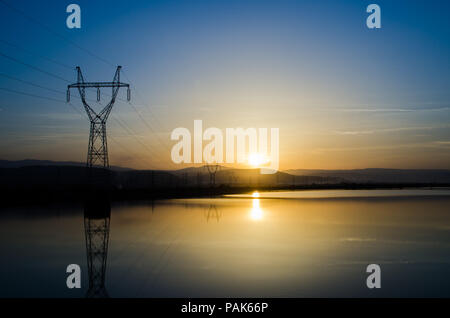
[248,153,267,167]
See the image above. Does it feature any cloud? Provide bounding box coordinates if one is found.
[340,108,413,113]
[339,238,377,242]
[309,141,450,154]
[433,141,450,145]
[334,130,374,135]
[338,107,449,113]
[333,124,450,136]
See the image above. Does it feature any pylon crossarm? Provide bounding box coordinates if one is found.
[69,82,129,88]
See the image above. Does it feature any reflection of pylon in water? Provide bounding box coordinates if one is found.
[229,172,238,186]
[204,204,222,222]
[206,164,219,187]
[84,199,111,298]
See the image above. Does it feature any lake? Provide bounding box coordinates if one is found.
[1,189,450,297]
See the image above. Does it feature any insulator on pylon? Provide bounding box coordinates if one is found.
[66,89,70,102]
[127,87,131,101]
[97,88,100,102]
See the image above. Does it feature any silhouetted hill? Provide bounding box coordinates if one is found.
[0,165,176,189]
[0,165,180,204]
[2,160,450,192]
[170,166,337,186]
[286,168,450,184]
[1,164,449,205]
[0,159,131,171]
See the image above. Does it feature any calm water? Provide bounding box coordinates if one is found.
[1,189,450,297]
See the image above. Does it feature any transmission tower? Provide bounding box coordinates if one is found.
[206,164,219,187]
[67,66,130,168]
[84,199,111,298]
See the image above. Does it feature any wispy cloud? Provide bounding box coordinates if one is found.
[433,141,450,145]
[334,130,374,135]
[340,108,413,113]
[338,106,449,113]
[309,141,450,154]
[339,238,377,242]
[334,124,450,136]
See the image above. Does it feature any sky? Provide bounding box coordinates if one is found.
[0,0,449,170]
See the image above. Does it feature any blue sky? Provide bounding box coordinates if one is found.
[0,0,449,169]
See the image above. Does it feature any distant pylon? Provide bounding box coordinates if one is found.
[206,164,219,187]
[67,66,130,168]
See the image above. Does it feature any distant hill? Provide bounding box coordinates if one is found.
[285,168,450,184]
[0,159,132,171]
[1,163,449,204]
[1,160,449,186]
[0,165,177,189]
[169,166,336,186]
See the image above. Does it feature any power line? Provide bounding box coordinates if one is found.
[0,49,170,155]
[0,0,171,167]
[0,69,162,165]
[110,114,167,163]
[123,100,172,152]
[0,50,71,83]
[108,134,157,169]
[0,86,65,103]
[65,100,156,169]
[0,0,171,152]
[0,0,114,68]
[122,70,169,134]
[0,70,109,106]
[0,72,66,95]
[0,83,156,169]
[0,85,88,123]
[0,39,73,70]
[0,50,119,103]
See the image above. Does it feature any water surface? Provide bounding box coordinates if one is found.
[1,189,450,297]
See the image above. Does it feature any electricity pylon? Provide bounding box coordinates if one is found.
[206,164,219,187]
[84,199,111,298]
[67,66,130,168]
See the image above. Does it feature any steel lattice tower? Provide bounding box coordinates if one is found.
[67,66,130,168]
[206,164,219,187]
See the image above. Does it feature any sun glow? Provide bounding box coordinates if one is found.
[248,153,267,168]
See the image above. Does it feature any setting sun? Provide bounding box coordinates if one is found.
[248,153,267,167]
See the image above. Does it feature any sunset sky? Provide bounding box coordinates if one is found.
[0,0,449,170]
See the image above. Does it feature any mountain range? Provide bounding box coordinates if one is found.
[1,159,450,184]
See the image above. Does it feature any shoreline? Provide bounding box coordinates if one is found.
[1,183,450,207]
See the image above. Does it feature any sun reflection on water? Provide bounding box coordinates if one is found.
[250,195,263,221]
